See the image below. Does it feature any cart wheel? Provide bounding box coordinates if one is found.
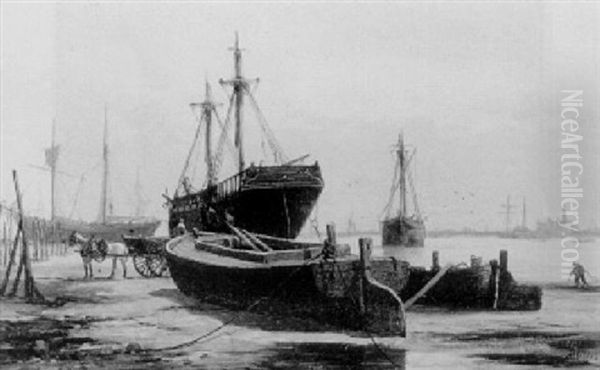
[147,255,166,277]
[133,255,154,278]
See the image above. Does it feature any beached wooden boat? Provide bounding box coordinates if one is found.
[401,251,542,310]
[165,228,411,336]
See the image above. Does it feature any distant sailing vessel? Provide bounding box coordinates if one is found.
[501,196,531,239]
[381,133,425,247]
[166,35,323,239]
[47,113,159,242]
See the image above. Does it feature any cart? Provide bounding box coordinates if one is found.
[122,235,170,278]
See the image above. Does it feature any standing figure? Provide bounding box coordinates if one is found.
[570,262,588,288]
[176,218,186,235]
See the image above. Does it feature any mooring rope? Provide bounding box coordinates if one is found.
[330,261,403,368]
[153,242,414,368]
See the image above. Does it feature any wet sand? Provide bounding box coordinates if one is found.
[1,238,599,369]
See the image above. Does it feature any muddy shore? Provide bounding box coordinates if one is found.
[1,247,599,369]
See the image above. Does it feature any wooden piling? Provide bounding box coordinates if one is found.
[33,219,39,261]
[0,229,21,295]
[432,250,439,270]
[499,250,508,272]
[8,218,13,262]
[11,170,44,301]
[470,255,482,268]
[358,237,371,316]
[326,224,337,245]
[489,259,499,309]
[40,220,47,260]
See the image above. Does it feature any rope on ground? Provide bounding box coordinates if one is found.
[363,262,461,367]
[367,333,402,368]
[332,262,403,369]
[151,252,324,352]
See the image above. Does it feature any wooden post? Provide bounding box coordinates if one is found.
[0,229,21,295]
[10,248,24,296]
[11,170,42,300]
[325,224,337,245]
[41,221,47,260]
[8,217,13,262]
[470,255,482,268]
[45,221,50,258]
[33,219,39,261]
[358,237,372,316]
[499,250,508,273]
[38,220,43,260]
[489,259,499,309]
[432,250,440,270]
[36,220,41,261]
[52,223,57,256]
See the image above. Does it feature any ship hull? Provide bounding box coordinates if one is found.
[165,235,409,335]
[55,217,160,242]
[169,164,323,239]
[382,216,425,247]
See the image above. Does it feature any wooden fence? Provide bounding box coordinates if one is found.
[0,210,68,268]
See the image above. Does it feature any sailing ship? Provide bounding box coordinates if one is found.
[381,133,425,246]
[500,196,532,239]
[167,35,323,239]
[48,113,160,242]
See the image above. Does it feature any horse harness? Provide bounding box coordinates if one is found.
[80,239,108,263]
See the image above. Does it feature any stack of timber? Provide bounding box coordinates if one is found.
[400,250,542,310]
[166,225,410,336]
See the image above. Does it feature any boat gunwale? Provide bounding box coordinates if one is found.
[166,234,353,267]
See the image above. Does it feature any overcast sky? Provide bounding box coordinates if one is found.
[1,2,599,232]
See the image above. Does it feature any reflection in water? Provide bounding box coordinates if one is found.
[252,342,406,369]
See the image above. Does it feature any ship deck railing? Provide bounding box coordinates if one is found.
[215,164,322,201]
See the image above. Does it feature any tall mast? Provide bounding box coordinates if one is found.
[50,118,57,222]
[233,32,244,172]
[219,32,247,173]
[202,81,215,186]
[398,133,406,217]
[188,80,217,187]
[202,81,215,185]
[99,104,109,224]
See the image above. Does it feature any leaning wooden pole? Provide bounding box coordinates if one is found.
[12,170,44,301]
[0,228,21,296]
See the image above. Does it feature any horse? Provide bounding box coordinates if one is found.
[95,238,129,279]
[68,231,103,279]
[68,232,129,279]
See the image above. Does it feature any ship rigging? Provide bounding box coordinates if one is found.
[169,34,323,239]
